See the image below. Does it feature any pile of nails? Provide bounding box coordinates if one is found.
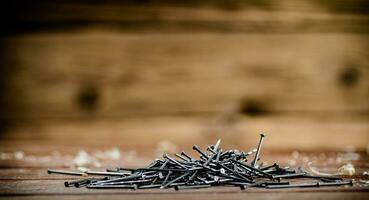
[48,134,353,190]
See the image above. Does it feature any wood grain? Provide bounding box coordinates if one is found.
[1,179,367,195]
[3,1,369,34]
[0,115,368,150]
[2,34,368,118]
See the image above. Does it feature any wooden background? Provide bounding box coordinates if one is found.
[0,0,368,151]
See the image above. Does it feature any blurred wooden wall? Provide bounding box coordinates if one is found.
[0,0,368,151]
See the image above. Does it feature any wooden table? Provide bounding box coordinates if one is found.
[1,141,368,200]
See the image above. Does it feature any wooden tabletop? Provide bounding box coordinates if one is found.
[1,141,368,200]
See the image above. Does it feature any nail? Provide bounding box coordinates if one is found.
[263,181,290,186]
[64,180,85,187]
[137,168,188,172]
[217,162,253,183]
[189,171,198,181]
[65,179,101,187]
[161,171,173,187]
[319,181,353,187]
[272,172,306,179]
[86,171,130,176]
[106,168,120,172]
[162,172,191,188]
[174,184,211,190]
[102,179,153,185]
[192,145,208,158]
[152,160,169,184]
[175,153,190,162]
[210,171,252,183]
[139,184,162,189]
[213,139,221,151]
[260,163,278,171]
[181,151,194,161]
[215,151,221,162]
[251,134,265,168]
[93,173,142,185]
[302,175,343,181]
[48,169,87,176]
[232,159,273,179]
[266,182,319,189]
[87,184,137,189]
[163,154,188,169]
[204,152,217,166]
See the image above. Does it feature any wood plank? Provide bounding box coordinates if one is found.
[0,115,369,150]
[2,34,368,119]
[0,179,367,195]
[4,1,369,34]
[0,115,368,150]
